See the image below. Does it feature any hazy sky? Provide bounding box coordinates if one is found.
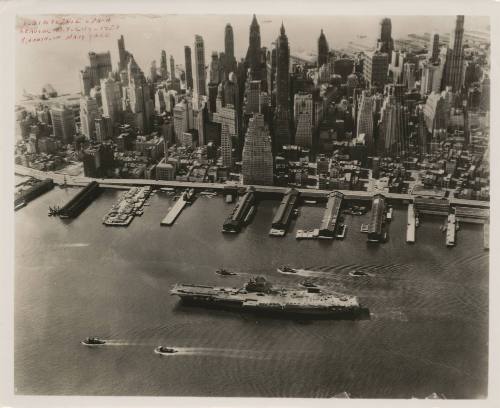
[16,14,489,99]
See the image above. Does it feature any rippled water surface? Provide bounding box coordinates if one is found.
[15,188,488,398]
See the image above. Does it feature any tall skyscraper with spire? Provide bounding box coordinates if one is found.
[224,23,237,76]
[193,35,206,97]
[444,15,465,91]
[274,23,291,149]
[184,46,194,91]
[245,15,264,81]
[317,29,329,68]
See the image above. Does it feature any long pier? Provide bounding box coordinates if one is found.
[15,165,490,209]
[446,214,456,247]
[406,204,416,244]
[161,195,188,226]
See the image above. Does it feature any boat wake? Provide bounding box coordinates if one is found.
[154,347,306,360]
[277,268,323,278]
[97,340,152,347]
[56,243,90,248]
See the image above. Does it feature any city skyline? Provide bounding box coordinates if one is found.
[12,11,491,401]
[16,14,489,99]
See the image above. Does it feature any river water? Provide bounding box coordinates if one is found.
[14,187,488,398]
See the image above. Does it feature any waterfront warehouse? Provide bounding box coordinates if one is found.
[223,186,256,233]
[367,194,386,242]
[14,178,54,208]
[59,181,101,218]
[414,196,449,216]
[318,191,344,239]
[271,188,300,232]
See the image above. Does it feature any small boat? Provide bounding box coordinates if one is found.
[299,279,318,288]
[154,346,178,355]
[415,217,420,227]
[81,337,106,346]
[216,268,237,276]
[277,265,297,274]
[349,270,369,277]
[304,200,317,205]
[336,224,347,239]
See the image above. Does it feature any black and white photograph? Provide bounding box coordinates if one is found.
[2,0,498,406]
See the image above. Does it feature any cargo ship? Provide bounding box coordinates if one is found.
[171,276,369,319]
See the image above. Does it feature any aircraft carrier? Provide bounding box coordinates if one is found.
[171,276,369,319]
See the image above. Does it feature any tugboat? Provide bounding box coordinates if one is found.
[81,337,106,346]
[215,268,237,276]
[154,346,178,355]
[277,265,297,274]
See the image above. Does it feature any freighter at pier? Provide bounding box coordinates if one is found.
[171,276,369,319]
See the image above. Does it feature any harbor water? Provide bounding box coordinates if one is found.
[15,187,488,398]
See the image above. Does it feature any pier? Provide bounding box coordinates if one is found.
[223,187,256,233]
[103,186,151,226]
[318,191,344,239]
[269,188,300,237]
[367,194,386,243]
[406,204,416,243]
[59,181,100,218]
[484,223,489,250]
[446,213,456,247]
[161,193,188,226]
[14,178,54,210]
[454,206,490,224]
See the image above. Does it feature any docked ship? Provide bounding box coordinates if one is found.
[171,276,369,319]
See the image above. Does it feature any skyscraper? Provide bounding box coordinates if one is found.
[378,18,394,59]
[170,55,176,80]
[160,50,168,80]
[184,46,194,91]
[224,23,236,77]
[356,91,375,153]
[429,33,440,62]
[363,51,389,90]
[50,105,76,144]
[123,56,153,133]
[317,29,329,68]
[193,35,206,97]
[295,102,313,147]
[150,60,158,82]
[378,18,394,53]
[79,96,99,139]
[378,93,408,155]
[444,15,465,91]
[244,80,262,114]
[274,23,291,149]
[118,35,130,72]
[245,14,264,82]
[210,52,222,84]
[242,113,274,185]
[220,122,233,167]
[225,23,235,61]
[79,51,113,95]
[100,76,122,126]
